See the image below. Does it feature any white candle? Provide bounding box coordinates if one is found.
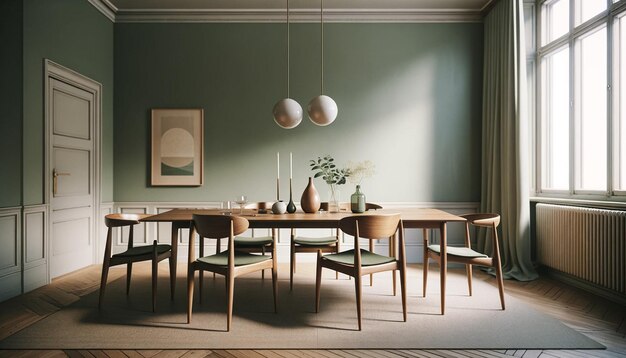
[290,152,293,179]
[277,152,280,179]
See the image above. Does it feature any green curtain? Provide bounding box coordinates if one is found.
[478,0,538,281]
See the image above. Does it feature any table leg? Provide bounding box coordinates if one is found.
[440,222,447,315]
[169,222,181,300]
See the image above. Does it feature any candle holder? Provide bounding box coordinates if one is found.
[287,178,297,213]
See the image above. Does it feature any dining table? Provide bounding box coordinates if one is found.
[141,207,466,315]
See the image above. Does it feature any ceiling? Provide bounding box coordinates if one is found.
[94,0,494,22]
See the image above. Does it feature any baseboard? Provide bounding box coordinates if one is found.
[540,266,626,307]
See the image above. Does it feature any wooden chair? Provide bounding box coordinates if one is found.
[289,202,382,291]
[423,213,505,313]
[99,213,175,312]
[232,202,275,279]
[188,214,277,331]
[315,213,406,331]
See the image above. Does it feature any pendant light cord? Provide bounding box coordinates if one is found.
[287,0,290,98]
[320,0,324,95]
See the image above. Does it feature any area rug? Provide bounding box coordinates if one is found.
[0,264,604,350]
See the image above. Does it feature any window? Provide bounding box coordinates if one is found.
[541,46,570,190]
[576,26,607,191]
[542,0,569,45]
[537,0,624,199]
[616,13,626,190]
[577,0,607,25]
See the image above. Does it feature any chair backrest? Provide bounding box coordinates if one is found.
[105,213,148,228]
[339,214,401,240]
[319,202,382,212]
[244,202,274,211]
[461,213,500,228]
[320,202,349,211]
[192,214,249,239]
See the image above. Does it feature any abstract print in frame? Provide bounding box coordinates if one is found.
[151,109,203,186]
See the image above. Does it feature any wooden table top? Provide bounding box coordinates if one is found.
[141,207,465,229]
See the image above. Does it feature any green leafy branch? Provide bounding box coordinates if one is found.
[309,155,350,185]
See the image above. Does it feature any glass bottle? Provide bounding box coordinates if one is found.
[351,185,366,213]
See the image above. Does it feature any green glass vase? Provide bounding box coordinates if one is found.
[351,185,366,213]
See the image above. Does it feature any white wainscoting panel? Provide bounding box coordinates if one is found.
[23,204,49,292]
[0,207,22,302]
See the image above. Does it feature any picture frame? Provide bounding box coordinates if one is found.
[151,108,204,186]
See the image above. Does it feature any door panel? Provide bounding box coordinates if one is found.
[51,216,91,277]
[49,77,95,278]
[53,86,91,140]
[53,148,90,197]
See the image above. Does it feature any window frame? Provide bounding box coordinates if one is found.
[535,0,626,201]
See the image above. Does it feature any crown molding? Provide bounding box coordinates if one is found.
[87,0,117,22]
[88,3,485,23]
[115,9,483,23]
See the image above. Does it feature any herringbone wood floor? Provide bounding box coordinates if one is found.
[0,263,624,358]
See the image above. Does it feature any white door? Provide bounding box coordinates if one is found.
[49,77,96,278]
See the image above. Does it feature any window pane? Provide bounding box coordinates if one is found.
[542,47,570,190]
[618,16,626,190]
[578,0,607,26]
[543,0,569,45]
[524,4,535,55]
[578,27,607,191]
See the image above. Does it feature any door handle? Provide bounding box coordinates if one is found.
[53,169,71,196]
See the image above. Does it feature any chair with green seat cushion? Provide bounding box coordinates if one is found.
[315,213,407,331]
[216,202,275,279]
[289,202,382,291]
[99,213,175,313]
[423,213,505,313]
[188,214,277,331]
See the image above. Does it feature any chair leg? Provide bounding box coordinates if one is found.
[187,267,194,323]
[261,246,266,280]
[199,271,204,303]
[290,241,295,291]
[169,255,176,301]
[400,265,407,322]
[495,261,506,310]
[152,244,158,313]
[466,264,473,296]
[422,257,428,298]
[126,262,132,295]
[355,273,362,331]
[226,273,235,332]
[213,239,220,279]
[315,251,322,313]
[272,264,278,313]
[98,261,110,309]
[392,270,397,296]
[369,240,374,286]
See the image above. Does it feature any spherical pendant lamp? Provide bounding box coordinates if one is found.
[308,0,338,126]
[273,0,302,129]
[307,95,337,126]
[273,98,303,129]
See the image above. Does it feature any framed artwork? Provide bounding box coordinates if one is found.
[151,108,204,186]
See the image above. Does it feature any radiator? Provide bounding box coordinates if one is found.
[536,203,626,296]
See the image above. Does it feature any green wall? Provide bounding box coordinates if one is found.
[0,0,23,208]
[22,0,114,205]
[114,22,483,203]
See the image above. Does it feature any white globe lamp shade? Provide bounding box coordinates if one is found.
[273,98,303,129]
[307,95,338,126]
